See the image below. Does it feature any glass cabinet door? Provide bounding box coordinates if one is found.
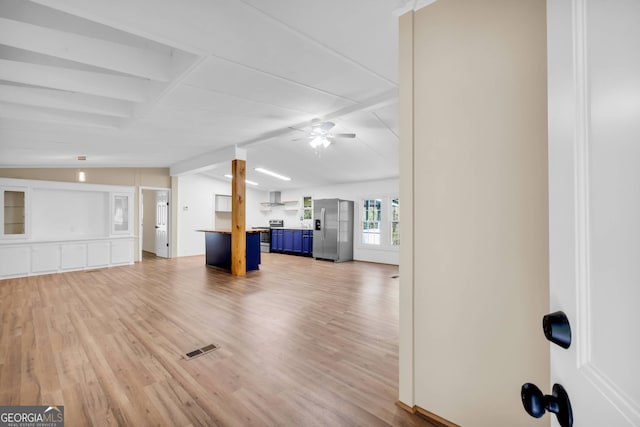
[111,193,132,234]
[2,187,27,238]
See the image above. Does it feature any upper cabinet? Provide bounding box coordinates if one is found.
[111,192,133,235]
[1,186,28,239]
[215,194,232,212]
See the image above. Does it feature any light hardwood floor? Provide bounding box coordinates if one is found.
[0,253,435,427]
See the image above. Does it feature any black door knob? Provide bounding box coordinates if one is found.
[543,311,571,348]
[521,383,573,427]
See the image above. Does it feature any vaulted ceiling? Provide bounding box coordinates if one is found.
[0,0,403,190]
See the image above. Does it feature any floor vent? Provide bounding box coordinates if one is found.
[183,344,219,360]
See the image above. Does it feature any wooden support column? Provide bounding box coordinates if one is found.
[231,159,246,276]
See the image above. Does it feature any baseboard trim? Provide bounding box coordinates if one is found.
[396,401,460,427]
[395,400,416,414]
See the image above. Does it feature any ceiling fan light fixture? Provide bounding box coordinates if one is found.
[255,167,291,181]
[309,136,331,149]
[310,136,323,148]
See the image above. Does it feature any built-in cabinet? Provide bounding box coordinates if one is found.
[111,193,132,234]
[271,228,312,256]
[0,178,135,279]
[0,238,134,279]
[215,194,232,212]
[1,187,28,238]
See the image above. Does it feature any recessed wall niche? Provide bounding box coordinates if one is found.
[31,188,109,240]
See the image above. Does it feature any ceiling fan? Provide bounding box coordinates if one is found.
[290,119,356,148]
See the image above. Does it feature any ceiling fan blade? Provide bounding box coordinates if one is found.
[330,133,356,139]
[291,136,313,142]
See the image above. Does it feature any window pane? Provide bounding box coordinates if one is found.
[391,222,400,245]
[391,198,399,245]
[303,196,312,208]
[362,199,381,245]
[303,196,313,219]
[392,198,399,221]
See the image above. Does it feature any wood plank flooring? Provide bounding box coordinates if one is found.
[0,253,435,427]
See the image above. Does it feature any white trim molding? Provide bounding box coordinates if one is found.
[393,0,439,16]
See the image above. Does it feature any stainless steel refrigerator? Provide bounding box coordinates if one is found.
[313,199,354,262]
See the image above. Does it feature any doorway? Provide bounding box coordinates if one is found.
[140,187,171,260]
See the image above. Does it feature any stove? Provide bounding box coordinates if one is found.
[269,219,284,228]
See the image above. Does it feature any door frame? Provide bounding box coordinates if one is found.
[138,186,171,260]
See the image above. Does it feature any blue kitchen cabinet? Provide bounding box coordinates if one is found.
[271,229,284,252]
[283,229,294,252]
[302,230,313,256]
[272,228,311,256]
[282,229,302,253]
[291,230,303,253]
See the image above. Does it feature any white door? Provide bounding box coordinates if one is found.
[548,0,640,425]
[155,190,169,258]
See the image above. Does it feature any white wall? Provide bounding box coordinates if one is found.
[399,2,549,426]
[31,188,109,240]
[176,173,264,257]
[256,178,399,264]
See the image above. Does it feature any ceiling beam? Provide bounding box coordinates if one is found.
[170,145,247,176]
[0,84,133,118]
[0,17,172,81]
[236,88,398,148]
[0,102,122,128]
[0,59,150,102]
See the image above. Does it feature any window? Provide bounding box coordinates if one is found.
[360,196,399,249]
[303,196,313,220]
[391,198,400,245]
[362,199,381,245]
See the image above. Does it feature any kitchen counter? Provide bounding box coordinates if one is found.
[269,227,313,230]
[197,230,262,272]
[197,229,268,233]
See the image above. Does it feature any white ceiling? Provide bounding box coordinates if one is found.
[0,0,404,190]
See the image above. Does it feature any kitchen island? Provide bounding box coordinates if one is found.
[198,229,267,272]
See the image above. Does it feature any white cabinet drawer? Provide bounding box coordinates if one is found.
[111,239,133,265]
[61,244,87,270]
[32,245,60,273]
[88,242,110,267]
[0,246,30,277]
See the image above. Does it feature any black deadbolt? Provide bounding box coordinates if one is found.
[521,383,573,427]
[543,311,571,349]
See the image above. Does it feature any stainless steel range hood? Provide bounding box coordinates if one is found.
[269,191,283,206]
